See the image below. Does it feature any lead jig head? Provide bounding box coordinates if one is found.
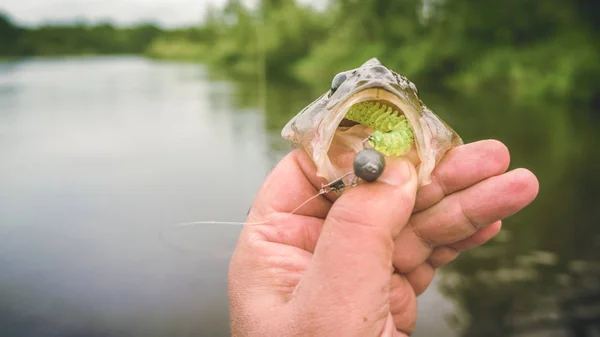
[353,148,385,182]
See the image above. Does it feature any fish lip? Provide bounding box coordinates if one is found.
[326,82,412,112]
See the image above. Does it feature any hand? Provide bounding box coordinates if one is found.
[228,140,538,336]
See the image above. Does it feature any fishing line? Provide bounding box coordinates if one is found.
[158,171,361,254]
[172,188,327,228]
[160,140,384,254]
[158,188,328,255]
[167,172,350,232]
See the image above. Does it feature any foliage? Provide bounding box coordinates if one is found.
[0,11,160,56]
[0,11,22,55]
[1,0,599,106]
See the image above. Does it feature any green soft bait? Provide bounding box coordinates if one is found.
[344,101,414,156]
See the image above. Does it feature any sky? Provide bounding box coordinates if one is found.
[0,0,325,28]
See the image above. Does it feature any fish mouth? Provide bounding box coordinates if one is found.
[320,87,420,180]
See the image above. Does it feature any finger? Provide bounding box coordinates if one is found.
[403,263,435,296]
[404,221,501,296]
[297,158,418,335]
[389,273,417,335]
[427,246,460,268]
[426,221,502,268]
[256,199,497,256]
[414,139,510,212]
[393,168,539,273]
[258,209,501,256]
[427,221,502,268]
[263,217,501,260]
[450,220,502,251]
[402,222,502,299]
[249,149,332,220]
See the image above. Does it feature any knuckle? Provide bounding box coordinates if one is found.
[457,194,480,232]
[428,246,460,268]
[409,221,434,248]
[406,264,435,296]
[430,170,449,197]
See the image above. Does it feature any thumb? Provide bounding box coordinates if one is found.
[298,157,418,329]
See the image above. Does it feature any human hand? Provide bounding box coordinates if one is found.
[228,140,539,336]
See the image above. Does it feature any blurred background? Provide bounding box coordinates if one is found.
[1,0,599,336]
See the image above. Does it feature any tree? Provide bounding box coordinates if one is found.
[0,11,21,56]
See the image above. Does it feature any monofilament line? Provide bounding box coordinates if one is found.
[170,190,325,228]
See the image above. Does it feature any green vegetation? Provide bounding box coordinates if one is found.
[145,0,600,107]
[0,13,161,56]
[1,0,599,106]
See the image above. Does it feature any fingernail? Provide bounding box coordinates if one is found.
[378,158,414,186]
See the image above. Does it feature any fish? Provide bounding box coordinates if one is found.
[281,58,463,187]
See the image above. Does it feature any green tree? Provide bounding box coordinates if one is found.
[0,11,22,56]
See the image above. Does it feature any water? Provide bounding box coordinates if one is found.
[0,56,598,336]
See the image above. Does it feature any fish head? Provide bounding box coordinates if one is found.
[282,58,463,187]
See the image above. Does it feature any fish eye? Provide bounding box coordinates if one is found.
[330,72,347,94]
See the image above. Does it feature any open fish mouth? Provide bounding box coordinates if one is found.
[316,88,421,182]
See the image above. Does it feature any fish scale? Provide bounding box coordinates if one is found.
[345,101,414,156]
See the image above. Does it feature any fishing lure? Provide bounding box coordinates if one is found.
[345,101,414,157]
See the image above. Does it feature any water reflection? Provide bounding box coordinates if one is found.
[0,56,598,336]
[0,57,273,336]
[425,95,600,336]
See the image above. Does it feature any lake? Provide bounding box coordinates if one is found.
[0,56,598,337]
